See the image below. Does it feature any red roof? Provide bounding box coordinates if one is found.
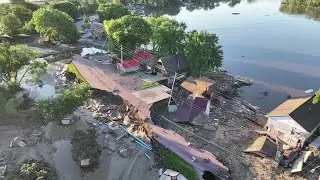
[120,51,153,69]
[120,60,139,69]
[133,51,153,62]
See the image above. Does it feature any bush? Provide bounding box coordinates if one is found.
[1,14,22,36]
[52,1,79,20]
[71,129,102,169]
[97,3,130,22]
[8,159,57,180]
[33,84,92,123]
[32,7,80,43]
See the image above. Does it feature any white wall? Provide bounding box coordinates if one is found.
[267,116,310,146]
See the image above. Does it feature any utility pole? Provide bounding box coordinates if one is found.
[120,45,123,64]
[168,73,177,109]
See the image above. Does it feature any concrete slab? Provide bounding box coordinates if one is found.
[133,86,170,105]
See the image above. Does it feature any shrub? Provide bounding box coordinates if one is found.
[52,1,79,20]
[32,7,80,43]
[0,14,22,36]
[8,159,57,180]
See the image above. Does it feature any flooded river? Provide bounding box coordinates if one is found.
[169,0,320,111]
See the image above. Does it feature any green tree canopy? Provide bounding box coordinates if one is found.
[280,0,320,20]
[0,44,46,93]
[97,3,130,22]
[147,17,186,56]
[52,1,79,19]
[0,4,33,24]
[32,7,80,43]
[1,14,22,37]
[104,15,152,54]
[313,90,320,104]
[184,30,223,75]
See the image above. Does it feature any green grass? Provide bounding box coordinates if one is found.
[141,81,160,89]
[159,148,198,180]
[67,63,88,84]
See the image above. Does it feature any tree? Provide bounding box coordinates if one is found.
[0,4,33,24]
[52,1,79,20]
[184,30,223,75]
[313,90,320,104]
[97,3,130,22]
[32,7,80,43]
[104,15,152,53]
[147,17,186,56]
[1,14,22,37]
[33,84,92,123]
[0,44,46,93]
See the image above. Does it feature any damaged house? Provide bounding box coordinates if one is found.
[154,54,189,79]
[266,96,320,146]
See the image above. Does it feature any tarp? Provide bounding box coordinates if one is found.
[81,47,107,57]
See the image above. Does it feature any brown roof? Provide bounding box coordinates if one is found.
[244,136,277,158]
[180,77,215,95]
[267,97,312,117]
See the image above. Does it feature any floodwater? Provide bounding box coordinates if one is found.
[53,140,82,180]
[169,0,320,111]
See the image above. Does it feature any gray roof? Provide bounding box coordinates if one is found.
[159,54,189,74]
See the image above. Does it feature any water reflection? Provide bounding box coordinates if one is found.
[54,140,82,180]
[280,0,320,20]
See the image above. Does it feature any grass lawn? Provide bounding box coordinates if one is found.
[141,81,160,89]
[159,148,198,180]
[67,63,88,84]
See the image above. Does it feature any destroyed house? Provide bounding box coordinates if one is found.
[266,96,320,146]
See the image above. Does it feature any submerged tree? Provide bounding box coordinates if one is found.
[97,3,130,22]
[184,30,223,75]
[0,44,46,93]
[104,15,152,54]
[147,17,186,56]
[32,7,80,43]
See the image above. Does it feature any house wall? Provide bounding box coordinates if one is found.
[205,100,211,115]
[267,116,310,146]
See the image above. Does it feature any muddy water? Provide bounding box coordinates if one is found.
[53,140,82,180]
